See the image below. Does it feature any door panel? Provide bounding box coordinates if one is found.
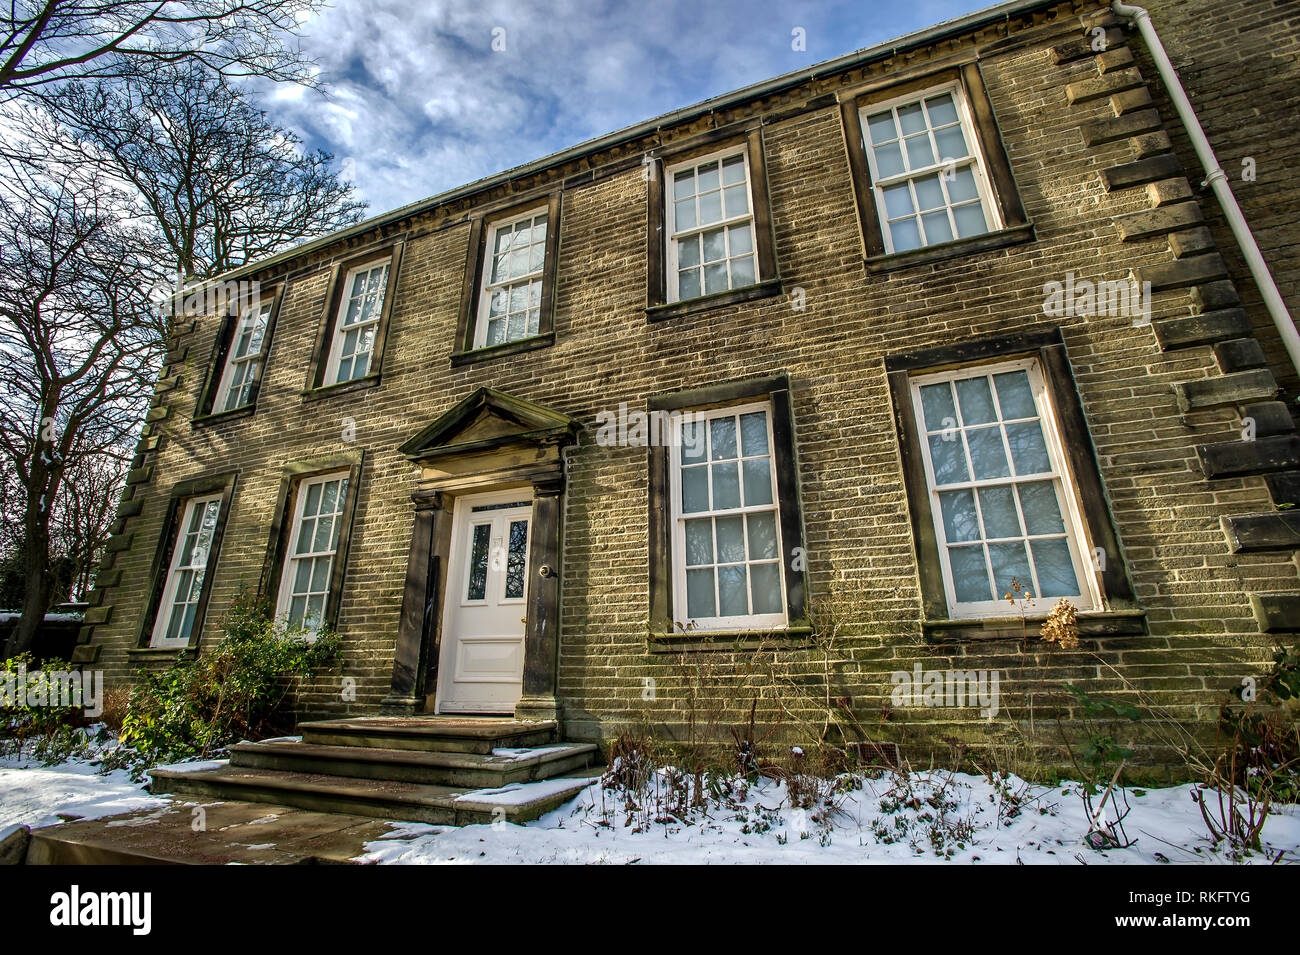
[436,491,532,713]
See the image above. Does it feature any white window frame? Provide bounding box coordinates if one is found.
[910,357,1100,619]
[275,471,350,637]
[212,299,273,413]
[150,494,223,647]
[664,145,760,304]
[325,258,390,386]
[474,206,549,350]
[668,400,787,630]
[859,81,1002,254]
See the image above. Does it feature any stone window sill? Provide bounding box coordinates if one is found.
[646,277,783,322]
[923,609,1146,643]
[192,405,256,429]
[648,624,813,653]
[450,331,555,367]
[865,222,1035,274]
[301,373,382,402]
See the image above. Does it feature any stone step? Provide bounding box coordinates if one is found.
[1101,153,1184,191]
[228,738,597,788]
[1113,200,1203,242]
[149,763,598,826]
[1250,593,1300,633]
[23,801,403,865]
[298,716,558,754]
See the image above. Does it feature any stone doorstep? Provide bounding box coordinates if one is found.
[23,801,403,865]
[228,739,599,788]
[298,716,559,754]
[148,764,598,828]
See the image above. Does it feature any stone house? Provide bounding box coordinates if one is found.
[76,0,1300,772]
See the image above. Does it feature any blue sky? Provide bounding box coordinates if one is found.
[266,0,997,217]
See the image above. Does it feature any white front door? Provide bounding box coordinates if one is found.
[435,489,533,714]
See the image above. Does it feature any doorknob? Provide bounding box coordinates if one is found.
[520,617,527,624]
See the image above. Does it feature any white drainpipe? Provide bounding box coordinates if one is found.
[1110,1,1300,379]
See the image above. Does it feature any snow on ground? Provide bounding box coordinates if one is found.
[360,770,1300,865]
[2,756,1297,864]
[0,754,166,841]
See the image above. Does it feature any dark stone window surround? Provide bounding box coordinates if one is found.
[450,190,563,367]
[645,122,783,321]
[301,238,407,398]
[191,281,286,426]
[257,451,366,634]
[840,62,1035,274]
[647,372,809,650]
[884,326,1143,643]
[135,470,239,653]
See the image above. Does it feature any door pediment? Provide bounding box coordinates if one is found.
[399,388,580,466]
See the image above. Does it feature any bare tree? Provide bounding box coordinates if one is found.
[0,155,165,656]
[39,60,365,278]
[0,0,324,97]
[51,449,127,599]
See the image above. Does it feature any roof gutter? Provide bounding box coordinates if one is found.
[194,0,1066,290]
[1111,1,1300,378]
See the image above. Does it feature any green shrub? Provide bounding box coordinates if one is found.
[0,653,106,765]
[105,592,342,778]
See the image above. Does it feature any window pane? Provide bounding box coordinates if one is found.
[921,210,953,244]
[919,383,956,432]
[934,125,968,160]
[678,234,700,267]
[723,184,748,217]
[722,155,746,185]
[874,141,905,178]
[925,93,959,126]
[889,219,922,251]
[715,515,745,563]
[953,203,989,238]
[678,268,701,300]
[505,519,528,599]
[882,183,914,219]
[699,190,722,225]
[949,546,991,603]
[742,457,773,506]
[948,167,980,203]
[739,411,769,455]
[993,370,1036,420]
[673,170,694,200]
[466,523,490,600]
[309,555,331,593]
[703,262,728,294]
[967,426,1011,480]
[928,433,969,485]
[905,134,935,169]
[1031,539,1080,597]
[718,565,748,616]
[697,161,720,192]
[978,485,1021,539]
[674,198,696,231]
[914,174,945,211]
[867,111,897,145]
[955,377,997,425]
[702,228,726,263]
[897,103,926,135]
[730,256,755,288]
[1019,481,1066,535]
[939,489,979,543]
[729,223,753,256]
[1006,421,1052,475]
[681,420,706,465]
[686,567,715,618]
[746,512,778,560]
[711,461,740,509]
[750,563,782,615]
[710,417,737,459]
[989,541,1032,597]
[685,519,714,565]
[681,466,709,513]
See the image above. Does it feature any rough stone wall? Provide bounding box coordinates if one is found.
[77,0,1298,775]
